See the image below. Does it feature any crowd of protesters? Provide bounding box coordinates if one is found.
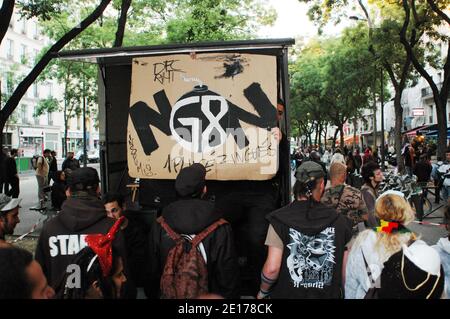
[0,140,449,299]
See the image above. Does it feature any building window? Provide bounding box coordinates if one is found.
[20,44,27,64]
[77,116,82,131]
[20,19,27,35]
[429,105,434,124]
[6,39,14,60]
[6,72,13,94]
[33,23,39,40]
[33,83,39,98]
[2,133,12,149]
[48,83,53,98]
[45,133,58,151]
[34,49,39,63]
[48,112,53,126]
[34,115,40,125]
[21,104,28,124]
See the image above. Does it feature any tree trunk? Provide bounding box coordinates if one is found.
[113,0,132,47]
[394,92,405,174]
[64,98,68,157]
[339,124,344,149]
[353,118,358,150]
[314,122,319,146]
[333,127,339,149]
[0,0,15,45]
[318,122,323,147]
[0,0,113,145]
[436,96,448,158]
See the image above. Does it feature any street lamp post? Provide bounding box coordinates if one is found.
[82,67,87,168]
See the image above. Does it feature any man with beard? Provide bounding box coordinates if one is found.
[257,161,352,299]
[0,194,21,248]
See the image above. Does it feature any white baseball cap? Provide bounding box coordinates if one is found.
[403,240,442,276]
[0,194,22,212]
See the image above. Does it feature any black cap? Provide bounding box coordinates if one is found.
[67,167,100,188]
[175,163,206,197]
[295,161,325,183]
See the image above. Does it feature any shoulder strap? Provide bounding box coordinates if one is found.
[361,249,376,285]
[157,216,181,242]
[191,219,228,247]
[335,185,346,210]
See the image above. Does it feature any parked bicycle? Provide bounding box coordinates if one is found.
[379,173,432,221]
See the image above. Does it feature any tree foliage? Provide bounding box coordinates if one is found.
[290,27,379,147]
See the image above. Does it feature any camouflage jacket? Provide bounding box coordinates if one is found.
[321,184,368,227]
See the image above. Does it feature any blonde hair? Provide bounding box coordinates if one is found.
[375,194,415,224]
[374,194,417,258]
[329,162,347,180]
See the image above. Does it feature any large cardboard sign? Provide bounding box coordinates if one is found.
[127,53,278,180]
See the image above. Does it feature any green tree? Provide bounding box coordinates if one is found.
[165,0,276,42]
[298,0,428,173]
[0,0,114,149]
[399,0,450,159]
[290,31,378,149]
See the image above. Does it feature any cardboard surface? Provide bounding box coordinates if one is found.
[127,53,278,180]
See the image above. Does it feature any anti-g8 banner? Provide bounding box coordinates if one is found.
[127,53,279,180]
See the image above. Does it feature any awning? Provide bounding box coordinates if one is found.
[425,128,450,139]
[344,135,360,145]
[402,125,429,137]
[417,124,450,138]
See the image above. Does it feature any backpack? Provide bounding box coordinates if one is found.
[157,216,227,299]
[31,155,42,170]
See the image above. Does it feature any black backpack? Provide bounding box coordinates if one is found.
[31,155,42,170]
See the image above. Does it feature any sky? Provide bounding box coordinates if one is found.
[258,0,354,40]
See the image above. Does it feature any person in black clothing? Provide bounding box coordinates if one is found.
[48,151,58,185]
[414,154,432,199]
[148,163,239,299]
[57,220,127,299]
[257,161,352,299]
[61,152,80,171]
[35,167,126,295]
[3,149,19,198]
[103,192,149,292]
[51,171,67,211]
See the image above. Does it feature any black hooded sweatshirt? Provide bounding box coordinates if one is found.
[147,198,240,299]
[267,200,352,299]
[35,196,125,293]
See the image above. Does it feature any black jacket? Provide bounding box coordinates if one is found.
[35,196,126,293]
[49,157,58,172]
[267,200,352,299]
[413,161,432,183]
[51,181,67,210]
[147,198,239,299]
[3,156,17,182]
[62,158,80,171]
[122,215,150,287]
